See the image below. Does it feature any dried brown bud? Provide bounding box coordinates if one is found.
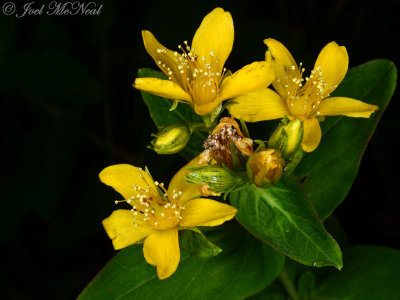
[199,117,253,169]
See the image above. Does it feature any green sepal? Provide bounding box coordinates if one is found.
[169,100,179,111]
[210,103,223,123]
[239,118,250,138]
[179,229,222,258]
[230,141,245,171]
[221,69,233,81]
[284,147,303,175]
[253,140,267,152]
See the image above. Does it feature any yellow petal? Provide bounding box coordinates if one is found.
[192,7,234,74]
[141,30,187,88]
[227,88,289,122]
[179,198,237,227]
[317,97,379,118]
[102,209,156,250]
[264,38,298,97]
[143,228,180,280]
[301,118,322,152]
[168,157,202,204]
[99,164,157,200]
[134,78,192,102]
[314,42,348,93]
[218,61,275,101]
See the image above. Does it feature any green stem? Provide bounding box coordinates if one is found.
[201,114,213,130]
[188,122,208,133]
[279,266,299,300]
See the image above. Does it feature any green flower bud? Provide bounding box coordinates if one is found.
[268,118,303,159]
[185,165,248,195]
[149,124,191,154]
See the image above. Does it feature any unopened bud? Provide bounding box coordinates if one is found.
[185,165,248,195]
[247,149,286,187]
[268,118,303,159]
[149,124,191,154]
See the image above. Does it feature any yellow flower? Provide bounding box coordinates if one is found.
[133,7,274,116]
[100,160,237,280]
[228,39,379,152]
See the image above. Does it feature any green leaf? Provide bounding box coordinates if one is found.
[137,68,207,160]
[311,245,400,299]
[247,285,287,300]
[294,59,397,219]
[229,176,343,269]
[179,229,222,258]
[79,226,284,300]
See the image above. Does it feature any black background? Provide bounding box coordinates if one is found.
[1,0,399,298]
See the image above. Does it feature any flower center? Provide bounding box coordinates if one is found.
[156,41,226,104]
[115,169,185,230]
[282,64,337,118]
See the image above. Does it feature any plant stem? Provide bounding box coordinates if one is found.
[188,122,208,133]
[279,266,299,300]
[201,114,213,130]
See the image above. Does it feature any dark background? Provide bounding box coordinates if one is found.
[1,0,399,298]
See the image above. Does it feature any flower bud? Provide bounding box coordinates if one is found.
[247,149,286,187]
[185,165,248,195]
[200,117,253,169]
[268,118,303,159]
[149,124,191,154]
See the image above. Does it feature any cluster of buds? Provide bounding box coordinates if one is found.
[246,118,303,187]
[187,116,304,192]
[152,116,303,192]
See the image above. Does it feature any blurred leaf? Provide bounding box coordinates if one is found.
[179,229,222,258]
[295,59,397,219]
[297,271,316,298]
[78,226,284,300]
[247,285,287,300]
[137,68,207,160]
[230,176,342,269]
[311,245,400,299]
